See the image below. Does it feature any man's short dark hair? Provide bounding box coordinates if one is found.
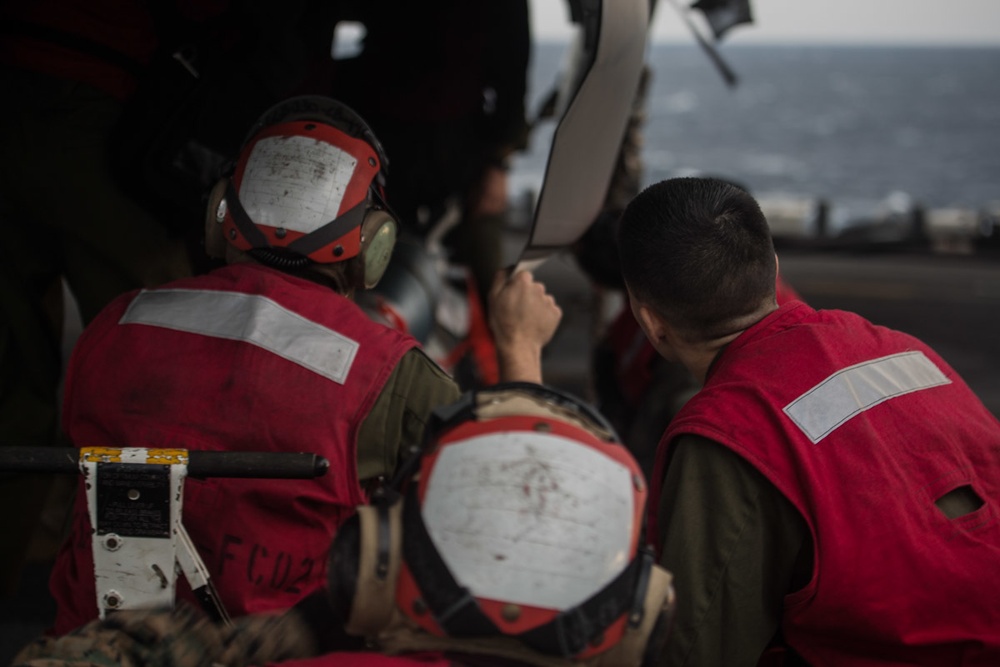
[618,177,776,340]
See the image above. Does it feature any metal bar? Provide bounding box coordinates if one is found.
[0,447,329,479]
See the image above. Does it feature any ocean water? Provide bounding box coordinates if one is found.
[512,42,1000,219]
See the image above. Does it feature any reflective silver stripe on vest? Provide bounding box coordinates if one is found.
[783,351,951,443]
[120,289,359,384]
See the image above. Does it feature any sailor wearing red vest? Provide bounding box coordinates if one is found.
[47,96,563,635]
[14,383,676,667]
[617,177,1000,666]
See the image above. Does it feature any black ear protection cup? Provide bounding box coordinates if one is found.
[359,208,398,289]
[326,497,404,640]
[204,178,230,260]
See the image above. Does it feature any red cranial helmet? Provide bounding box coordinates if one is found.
[328,383,675,666]
[210,95,398,288]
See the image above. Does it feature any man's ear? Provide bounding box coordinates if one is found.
[634,301,669,346]
[629,291,682,362]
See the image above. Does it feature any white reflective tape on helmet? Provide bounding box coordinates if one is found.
[421,432,635,611]
[239,135,358,234]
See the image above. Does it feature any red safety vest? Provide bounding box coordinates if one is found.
[650,301,1000,665]
[49,263,416,635]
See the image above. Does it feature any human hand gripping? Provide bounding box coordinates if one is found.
[488,269,562,383]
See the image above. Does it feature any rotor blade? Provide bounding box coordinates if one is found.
[515,0,649,273]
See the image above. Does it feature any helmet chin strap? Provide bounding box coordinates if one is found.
[223,177,367,254]
[207,180,361,292]
[224,179,272,249]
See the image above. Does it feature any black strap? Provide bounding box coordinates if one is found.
[225,180,370,258]
[286,199,368,257]
[225,180,272,249]
[375,499,392,580]
[518,548,647,657]
[403,487,499,638]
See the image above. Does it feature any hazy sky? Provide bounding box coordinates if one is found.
[530,0,1000,45]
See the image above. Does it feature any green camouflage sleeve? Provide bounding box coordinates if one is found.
[11,603,318,667]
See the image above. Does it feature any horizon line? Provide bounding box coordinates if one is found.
[531,36,1000,48]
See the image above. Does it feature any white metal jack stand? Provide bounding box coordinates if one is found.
[0,445,328,623]
[81,446,231,624]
